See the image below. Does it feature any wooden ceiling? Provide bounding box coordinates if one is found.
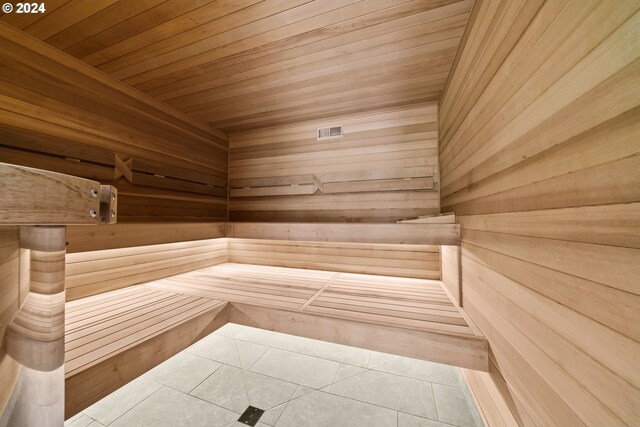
[2,0,473,132]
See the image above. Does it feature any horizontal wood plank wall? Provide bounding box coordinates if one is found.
[229,105,440,222]
[0,22,228,226]
[65,223,226,253]
[227,239,440,280]
[65,238,227,300]
[0,227,24,420]
[225,222,460,246]
[462,361,520,427]
[439,0,640,426]
[0,227,21,350]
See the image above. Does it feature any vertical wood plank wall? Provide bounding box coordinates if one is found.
[439,1,640,426]
[0,22,228,225]
[228,104,440,222]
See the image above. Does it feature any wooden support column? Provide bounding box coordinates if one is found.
[4,226,66,427]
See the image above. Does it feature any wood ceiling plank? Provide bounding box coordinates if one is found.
[23,0,120,40]
[122,0,454,88]
[2,0,473,132]
[208,87,442,131]
[79,0,260,64]
[0,0,70,30]
[45,0,167,51]
[142,0,471,98]
[184,61,452,120]
[101,0,318,78]
[167,26,463,111]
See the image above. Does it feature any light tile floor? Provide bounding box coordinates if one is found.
[65,323,484,427]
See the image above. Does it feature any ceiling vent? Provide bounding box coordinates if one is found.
[317,125,343,140]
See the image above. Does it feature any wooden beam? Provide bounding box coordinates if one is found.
[0,162,102,225]
[225,222,460,245]
[99,185,118,225]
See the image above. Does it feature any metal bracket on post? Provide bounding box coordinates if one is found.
[99,185,118,224]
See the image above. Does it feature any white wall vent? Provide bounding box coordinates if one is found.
[317,126,343,140]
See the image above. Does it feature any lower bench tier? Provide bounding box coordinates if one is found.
[64,263,488,418]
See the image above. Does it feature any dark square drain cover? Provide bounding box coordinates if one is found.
[238,406,265,426]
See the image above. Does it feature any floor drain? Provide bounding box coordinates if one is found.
[238,406,265,426]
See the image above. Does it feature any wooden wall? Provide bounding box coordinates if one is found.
[229,104,440,222]
[228,239,440,280]
[440,1,640,426]
[0,227,24,353]
[65,223,225,253]
[0,228,26,424]
[0,22,228,226]
[65,238,227,301]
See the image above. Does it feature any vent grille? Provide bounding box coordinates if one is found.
[318,126,343,140]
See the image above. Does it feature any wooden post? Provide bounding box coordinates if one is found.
[4,226,66,427]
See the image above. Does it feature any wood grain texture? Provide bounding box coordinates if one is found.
[0,349,21,424]
[228,239,441,280]
[3,225,67,427]
[225,222,460,245]
[65,262,488,416]
[462,361,520,427]
[65,238,228,300]
[441,245,460,305]
[0,21,228,223]
[65,222,226,253]
[0,229,24,423]
[0,227,19,349]
[229,105,441,222]
[141,262,487,368]
[1,0,473,132]
[440,1,640,425]
[65,286,228,418]
[0,163,100,225]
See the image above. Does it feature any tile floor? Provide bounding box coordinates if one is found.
[65,323,484,427]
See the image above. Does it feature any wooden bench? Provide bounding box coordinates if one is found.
[65,262,488,418]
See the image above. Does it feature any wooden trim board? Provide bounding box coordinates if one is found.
[225,222,460,245]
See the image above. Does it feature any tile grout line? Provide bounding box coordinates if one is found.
[224,332,411,420]
[102,381,165,426]
[397,410,462,427]
[184,358,224,395]
[222,326,464,388]
[88,325,472,427]
[232,337,253,407]
[186,352,432,423]
[431,382,440,422]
